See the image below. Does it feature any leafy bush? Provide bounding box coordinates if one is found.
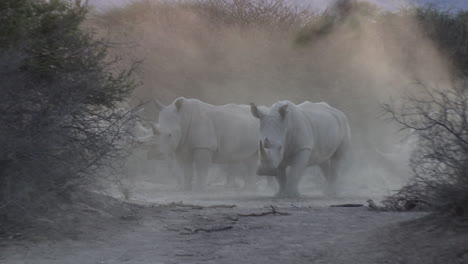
[0,0,139,217]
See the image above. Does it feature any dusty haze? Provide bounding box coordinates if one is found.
[87,0,453,199]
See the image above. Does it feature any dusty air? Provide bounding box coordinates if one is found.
[1,0,467,263]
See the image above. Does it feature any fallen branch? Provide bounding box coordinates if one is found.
[160,201,236,210]
[330,204,364,208]
[206,204,237,209]
[183,225,233,234]
[238,206,290,217]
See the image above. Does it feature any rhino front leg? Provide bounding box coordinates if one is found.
[275,167,287,197]
[193,148,212,191]
[284,149,310,197]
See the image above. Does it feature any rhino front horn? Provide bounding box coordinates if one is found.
[151,123,160,135]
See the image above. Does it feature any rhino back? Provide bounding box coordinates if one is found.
[188,101,259,162]
[293,102,349,164]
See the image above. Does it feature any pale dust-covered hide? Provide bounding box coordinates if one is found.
[251,101,351,197]
[155,97,262,191]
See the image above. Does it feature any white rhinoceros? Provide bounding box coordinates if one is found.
[153,97,264,191]
[250,101,351,197]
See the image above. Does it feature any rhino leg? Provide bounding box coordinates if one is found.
[275,167,287,197]
[325,138,351,197]
[193,148,212,191]
[320,161,337,197]
[283,149,310,197]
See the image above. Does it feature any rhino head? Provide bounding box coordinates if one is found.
[251,102,288,176]
[155,97,186,154]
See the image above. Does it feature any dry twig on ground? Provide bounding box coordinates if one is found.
[330,204,365,208]
[159,201,236,210]
[182,225,234,234]
[238,206,290,217]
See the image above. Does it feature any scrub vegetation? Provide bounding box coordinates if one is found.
[0,0,139,224]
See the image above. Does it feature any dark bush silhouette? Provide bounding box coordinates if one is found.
[383,82,468,216]
[381,6,468,216]
[0,0,139,218]
[413,7,468,76]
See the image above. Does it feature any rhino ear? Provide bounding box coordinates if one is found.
[278,104,288,120]
[174,98,185,112]
[250,103,265,119]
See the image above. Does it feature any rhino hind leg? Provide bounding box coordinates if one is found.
[320,160,337,197]
[322,139,351,197]
[329,137,352,196]
[193,148,212,191]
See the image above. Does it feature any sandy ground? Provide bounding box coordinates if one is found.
[1,181,468,264]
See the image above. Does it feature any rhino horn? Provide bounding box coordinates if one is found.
[264,137,271,148]
[151,123,160,135]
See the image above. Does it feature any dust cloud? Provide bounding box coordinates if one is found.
[88,0,452,199]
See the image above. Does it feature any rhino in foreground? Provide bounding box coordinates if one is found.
[153,97,264,191]
[251,101,351,197]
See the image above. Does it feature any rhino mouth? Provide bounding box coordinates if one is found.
[256,164,278,176]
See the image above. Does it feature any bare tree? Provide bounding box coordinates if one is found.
[383,81,468,216]
[186,0,309,30]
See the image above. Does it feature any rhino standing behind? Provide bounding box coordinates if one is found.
[250,101,351,197]
[153,97,264,191]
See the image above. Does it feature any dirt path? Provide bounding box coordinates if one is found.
[1,191,467,264]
